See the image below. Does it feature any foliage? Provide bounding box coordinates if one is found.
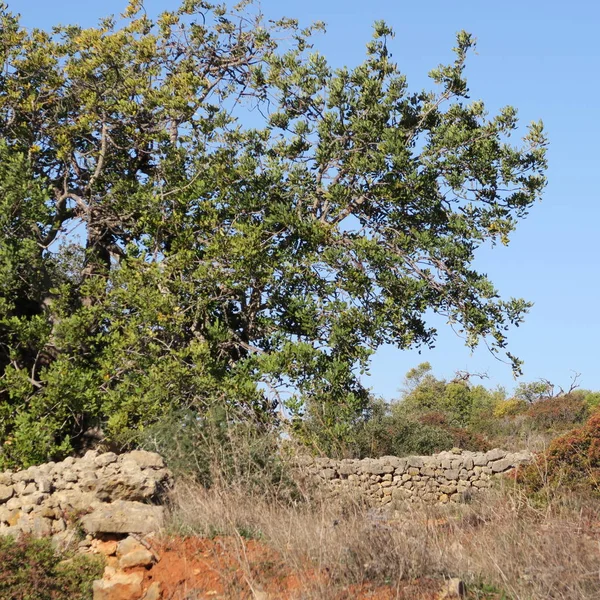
[0,535,104,600]
[139,407,299,500]
[513,380,554,403]
[493,398,527,418]
[577,390,600,411]
[526,394,588,431]
[395,363,503,429]
[518,411,600,496]
[322,395,489,459]
[0,1,547,466]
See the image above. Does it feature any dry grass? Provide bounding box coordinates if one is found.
[165,475,600,600]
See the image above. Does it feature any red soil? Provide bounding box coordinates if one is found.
[139,536,441,599]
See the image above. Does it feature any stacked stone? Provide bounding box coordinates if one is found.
[304,448,531,506]
[0,450,171,545]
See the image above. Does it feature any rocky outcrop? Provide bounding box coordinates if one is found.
[89,535,160,600]
[302,448,532,506]
[0,450,171,544]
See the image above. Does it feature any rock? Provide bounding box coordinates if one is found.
[490,458,514,473]
[119,548,155,569]
[51,518,67,534]
[472,454,488,467]
[92,571,144,600]
[485,448,507,462]
[319,468,336,480]
[22,482,37,495]
[81,501,165,535]
[53,490,97,512]
[121,451,165,470]
[12,470,34,483]
[337,463,357,476]
[95,452,118,467]
[94,462,168,502]
[364,461,394,475]
[31,516,53,538]
[0,484,14,503]
[438,577,466,598]
[63,470,78,483]
[142,582,162,600]
[407,456,424,468]
[117,536,147,557]
[381,456,406,469]
[36,477,53,494]
[6,497,21,510]
[92,540,119,556]
[0,506,18,525]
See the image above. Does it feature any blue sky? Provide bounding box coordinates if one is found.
[12,0,600,398]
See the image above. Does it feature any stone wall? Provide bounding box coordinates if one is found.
[0,449,171,545]
[0,447,533,544]
[0,447,532,599]
[302,448,532,506]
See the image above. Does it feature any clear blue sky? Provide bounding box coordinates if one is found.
[12,0,600,398]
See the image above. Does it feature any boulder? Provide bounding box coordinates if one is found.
[119,548,155,569]
[121,451,165,470]
[92,571,144,600]
[81,501,165,535]
[485,448,507,462]
[490,458,514,473]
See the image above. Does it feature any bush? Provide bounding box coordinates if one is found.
[138,407,299,501]
[519,411,600,495]
[526,394,588,431]
[493,398,528,418]
[0,535,104,600]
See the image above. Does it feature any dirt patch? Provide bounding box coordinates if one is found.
[140,535,442,599]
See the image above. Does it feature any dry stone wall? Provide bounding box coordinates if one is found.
[0,449,171,545]
[302,448,532,506]
[0,447,532,600]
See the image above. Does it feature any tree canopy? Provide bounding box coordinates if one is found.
[0,0,547,466]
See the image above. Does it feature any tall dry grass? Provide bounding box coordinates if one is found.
[167,476,600,600]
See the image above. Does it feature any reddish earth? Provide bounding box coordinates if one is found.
[139,536,442,599]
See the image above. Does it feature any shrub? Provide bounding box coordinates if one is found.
[518,411,600,495]
[0,535,104,600]
[493,398,528,419]
[526,394,588,431]
[138,407,299,501]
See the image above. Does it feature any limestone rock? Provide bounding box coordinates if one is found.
[95,452,118,467]
[485,448,507,462]
[0,484,14,503]
[490,458,514,473]
[119,548,155,569]
[117,536,147,557]
[438,578,466,598]
[142,582,162,600]
[92,571,144,600]
[81,501,165,535]
[121,451,165,470]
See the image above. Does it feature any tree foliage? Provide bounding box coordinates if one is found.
[0,1,547,466]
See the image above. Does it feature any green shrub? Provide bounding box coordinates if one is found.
[0,535,104,600]
[138,407,298,500]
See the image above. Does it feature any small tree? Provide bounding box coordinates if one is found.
[0,1,547,465]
